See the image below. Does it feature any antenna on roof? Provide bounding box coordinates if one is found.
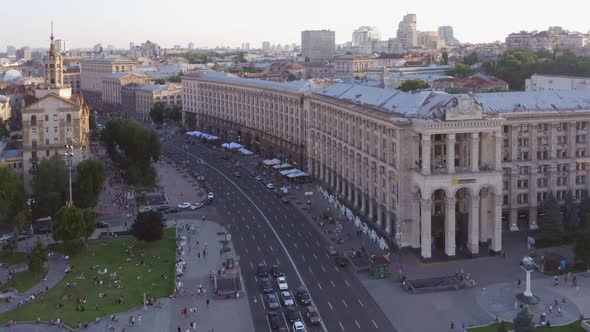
[51,21,54,39]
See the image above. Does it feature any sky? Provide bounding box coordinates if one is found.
[1,0,589,50]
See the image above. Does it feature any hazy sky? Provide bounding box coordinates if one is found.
[1,0,589,50]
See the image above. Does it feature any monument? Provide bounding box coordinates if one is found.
[516,256,540,304]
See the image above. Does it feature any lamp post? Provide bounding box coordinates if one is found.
[64,145,74,206]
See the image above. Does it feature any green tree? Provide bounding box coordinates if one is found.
[89,111,97,131]
[286,73,297,81]
[28,239,47,276]
[150,102,165,124]
[184,113,196,130]
[0,164,26,226]
[32,155,68,218]
[564,190,576,230]
[154,78,166,85]
[497,322,508,332]
[52,206,85,244]
[304,56,310,63]
[0,119,9,139]
[579,192,590,230]
[463,51,479,66]
[131,211,165,243]
[399,79,430,92]
[441,51,449,65]
[11,210,29,233]
[212,62,221,71]
[448,63,474,78]
[74,159,105,209]
[574,232,590,270]
[166,106,182,122]
[513,306,535,332]
[539,193,563,241]
[81,208,96,241]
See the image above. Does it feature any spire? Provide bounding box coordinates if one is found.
[49,21,56,57]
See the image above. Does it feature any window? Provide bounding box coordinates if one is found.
[537,178,548,188]
[44,115,48,121]
[519,166,529,175]
[45,139,49,145]
[557,164,569,172]
[557,177,568,186]
[54,127,58,133]
[31,115,37,126]
[536,151,548,160]
[519,125,529,134]
[31,127,36,134]
[53,114,57,121]
[538,164,549,174]
[31,139,37,148]
[576,149,586,157]
[537,137,548,146]
[45,127,49,133]
[517,194,528,204]
[54,137,58,143]
[518,179,529,189]
[576,122,587,131]
[503,195,509,205]
[557,136,568,145]
[518,138,529,147]
[576,190,586,200]
[537,123,549,133]
[557,190,567,201]
[576,175,586,185]
[537,192,547,203]
[45,149,50,157]
[577,162,588,171]
[518,152,529,160]
[556,150,568,158]
[66,114,71,123]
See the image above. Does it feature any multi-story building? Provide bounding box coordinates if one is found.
[438,26,455,43]
[182,71,590,260]
[433,74,509,93]
[559,33,588,49]
[301,30,335,61]
[101,72,151,113]
[417,31,444,50]
[525,74,590,92]
[6,46,16,59]
[506,29,587,51]
[0,95,11,122]
[63,64,81,94]
[396,14,418,50]
[121,83,181,121]
[333,55,375,81]
[352,26,380,54]
[21,31,90,190]
[54,39,69,54]
[301,62,334,79]
[80,56,137,110]
[129,40,163,58]
[262,41,271,51]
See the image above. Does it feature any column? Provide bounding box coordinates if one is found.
[355,188,361,208]
[368,199,374,221]
[411,197,421,248]
[509,208,519,231]
[445,197,456,257]
[468,195,480,255]
[347,181,353,201]
[491,194,503,253]
[529,207,538,230]
[421,134,431,175]
[447,134,456,174]
[377,205,383,227]
[471,132,480,172]
[420,198,432,259]
[336,174,341,193]
[479,192,489,243]
[361,193,367,213]
[494,132,503,170]
[385,210,392,234]
[340,177,346,197]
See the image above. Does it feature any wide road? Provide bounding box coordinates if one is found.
[161,137,396,332]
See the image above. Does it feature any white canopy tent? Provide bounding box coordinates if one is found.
[280,168,300,176]
[221,142,244,149]
[286,171,309,178]
[238,148,254,155]
[273,163,292,169]
[262,159,281,166]
[186,131,220,141]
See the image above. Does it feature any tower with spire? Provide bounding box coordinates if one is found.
[36,22,71,99]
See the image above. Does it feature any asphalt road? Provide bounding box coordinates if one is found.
[161,137,396,332]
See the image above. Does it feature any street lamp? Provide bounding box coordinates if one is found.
[64,145,74,206]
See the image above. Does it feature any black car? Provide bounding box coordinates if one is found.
[260,277,273,293]
[250,171,258,177]
[296,286,311,305]
[335,256,349,267]
[96,221,111,229]
[156,205,170,212]
[285,307,300,323]
[202,198,213,206]
[257,263,269,277]
[271,264,283,278]
[166,207,181,214]
[268,312,281,329]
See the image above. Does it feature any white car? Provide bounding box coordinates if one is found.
[281,291,294,306]
[293,321,306,332]
[207,192,214,199]
[266,183,274,189]
[178,202,191,209]
[277,276,288,291]
[190,203,204,210]
[139,206,152,213]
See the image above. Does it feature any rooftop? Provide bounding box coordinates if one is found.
[136,83,180,92]
[81,57,137,63]
[1,149,22,159]
[185,71,319,93]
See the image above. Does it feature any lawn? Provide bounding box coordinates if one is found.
[0,270,42,293]
[0,228,176,327]
[0,252,28,265]
[468,321,584,331]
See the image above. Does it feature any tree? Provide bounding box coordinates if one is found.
[150,102,165,124]
[286,73,297,81]
[0,164,26,226]
[166,106,182,122]
[448,63,474,78]
[563,190,576,230]
[463,51,479,66]
[184,113,196,130]
[154,78,166,85]
[81,208,96,241]
[52,206,84,244]
[441,51,449,65]
[399,79,430,92]
[212,62,221,71]
[131,211,165,243]
[539,193,563,241]
[304,56,310,63]
[496,322,508,332]
[89,111,97,131]
[74,159,105,209]
[0,119,9,139]
[32,155,68,218]
[28,239,47,276]
[579,192,590,230]
[574,232,590,270]
[513,306,535,332]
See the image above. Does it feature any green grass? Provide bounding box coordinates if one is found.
[468,321,584,331]
[0,228,176,327]
[0,270,42,293]
[0,252,28,265]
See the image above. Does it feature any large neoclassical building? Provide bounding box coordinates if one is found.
[182,71,590,259]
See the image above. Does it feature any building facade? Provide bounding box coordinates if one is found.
[333,55,375,81]
[80,57,137,110]
[525,74,590,92]
[301,30,335,61]
[0,95,10,122]
[183,71,590,260]
[101,73,152,113]
[396,14,418,50]
[438,26,455,43]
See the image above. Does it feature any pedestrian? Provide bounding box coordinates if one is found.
[198,252,200,259]
[450,321,454,331]
[554,276,559,286]
[129,316,133,326]
[517,279,522,288]
[138,314,142,326]
[206,298,210,307]
[548,304,553,314]
[131,316,135,326]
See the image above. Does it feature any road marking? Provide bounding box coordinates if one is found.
[317,282,322,290]
[245,248,249,254]
[335,266,340,272]
[257,246,261,253]
[251,234,255,240]
[345,280,351,287]
[269,244,273,251]
[297,232,302,237]
[260,294,266,309]
[330,280,336,288]
[355,320,360,329]
[313,254,318,260]
[308,266,313,274]
[321,266,326,273]
[358,299,365,309]
[328,301,333,310]
[250,261,253,269]
[342,299,348,308]
[308,231,313,237]
[324,252,330,258]
[372,320,379,328]
[293,243,298,249]
[339,321,345,331]
[304,241,310,248]
[263,233,267,239]
[301,255,305,262]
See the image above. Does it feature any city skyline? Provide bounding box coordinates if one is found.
[1,0,589,50]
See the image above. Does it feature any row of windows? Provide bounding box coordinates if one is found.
[30,114,72,126]
[511,189,586,205]
[507,122,588,134]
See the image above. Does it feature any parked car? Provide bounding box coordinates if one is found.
[166,207,181,214]
[139,206,152,213]
[260,277,273,293]
[281,291,294,306]
[271,264,283,278]
[257,263,269,277]
[234,171,241,178]
[334,256,348,267]
[190,203,204,210]
[268,312,281,329]
[178,202,192,209]
[285,307,300,323]
[17,231,33,241]
[197,175,205,181]
[280,196,290,204]
[207,192,214,199]
[234,162,241,167]
[306,306,321,325]
[156,205,170,212]
[276,276,288,291]
[327,246,338,256]
[296,286,311,305]
[266,293,280,310]
[256,175,263,181]
[96,221,111,229]
[266,183,275,189]
[202,198,213,206]
[293,321,306,332]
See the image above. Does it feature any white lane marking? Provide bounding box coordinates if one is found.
[355,320,360,329]
[316,241,321,246]
[330,280,336,288]
[263,233,267,239]
[293,242,298,249]
[167,145,334,331]
[245,248,249,254]
[308,266,313,274]
[358,299,365,308]
[327,301,333,311]
[242,216,246,222]
[339,321,345,331]
[251,234,255,240]
[260,294,266,309]
[321,266,326,273]
[324,252,330,258]
[335,266,340,272]
[308,231,313,236]
[301,255,305,262]
[257,246,261,253]
[317,282,322,290]
[342,299,348,308]
[372,320,379,328]
[345,280,350,287]
[250,261,254,269]
[269,244,273,251]
[297,232,302,237]
[304,242,310,248]
[313,254,318,260]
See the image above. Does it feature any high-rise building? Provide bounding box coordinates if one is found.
[188,42,194,50]
[301,30,335,61]
[129,42,135,51]
[241,42,250,50]
[352,26,381,47]
[94,43,103,53]
[396,14,417,49]
[6,45,16,58]
[437,26,455,43]
[262,41,271,50]
[54,39,70,53]
[418,31,444,50]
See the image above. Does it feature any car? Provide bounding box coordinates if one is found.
[96,221,111,229]
[281,291,294,306]
[296,286,311,305]
[234,162,241,167]
[202,198,213,205]
[221,155,230,160]
[280,196,290,204]
[234,171,241,178]
[334,256,348,267]
[156,205,170,212]
[95,211,107,217]
[266,183,275,189]
[257,263,269,277]
[0,234,14,243]
[276,276,288,290]
[250,171,257,177]
[207,192,214,199]
[196,175,205,181]
[271,265,283,278]
[327,246,338,256]
[166,207,181,214]
[178,202,192,209]
[256,175,262,181]
[268,312,281,330]
[266,293,280,310]
[306,306,321,325]
[190,203,204,210]
[260,277,273,293]
[285,307,300,323]
[139,206,152,213]
[17,232,33,241]
[293,321,306,332]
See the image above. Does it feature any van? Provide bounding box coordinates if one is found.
[306,306,321,325]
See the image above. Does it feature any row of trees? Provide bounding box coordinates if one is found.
[539,192,589,241]
[0,164,26,230]
[149,102,182,124]
[101,120,160,186]
[51,205,96,253]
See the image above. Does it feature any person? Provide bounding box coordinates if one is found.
[450,321,454,331]
[138,314,142,326]
[517,279,522,288]
[206,298,210,307]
